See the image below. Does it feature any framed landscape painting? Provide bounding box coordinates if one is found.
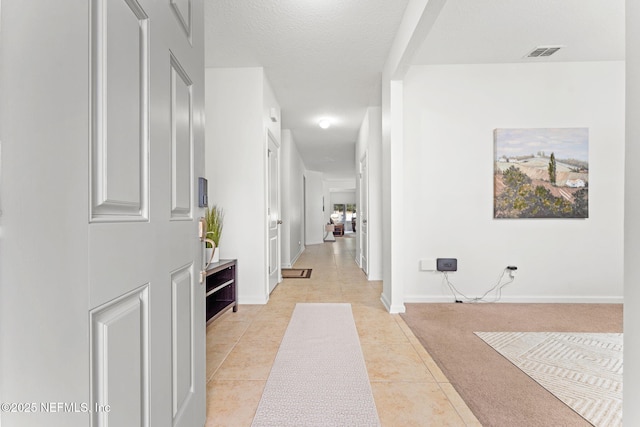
[494,128,588,219]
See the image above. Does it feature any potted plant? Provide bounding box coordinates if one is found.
[205,205,224,264]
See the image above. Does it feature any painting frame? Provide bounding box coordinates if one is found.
[494,128,589,219]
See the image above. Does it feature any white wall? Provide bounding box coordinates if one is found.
[322,180,331,225]
[326,179,356,189]
[281,129,306,267]
[330,191,355,205]
[625,0,640,422]
[1,1,91,420]
[281,130,292,267]
[368,108,383,280]
[380,77,406,312]
[205,67,280,304]
[304,170,325,245]
[379,0,453,312]
[403,62,625,302]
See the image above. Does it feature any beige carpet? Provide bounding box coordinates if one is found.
[251,303,380,426]
[401,303,623,427]
[476,332,622,427]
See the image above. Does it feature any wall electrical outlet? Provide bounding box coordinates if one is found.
[419,259,437,271]
[436,258,457,272]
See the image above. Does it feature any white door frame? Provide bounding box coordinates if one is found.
[360,152,369,275]
[266,130,281,294]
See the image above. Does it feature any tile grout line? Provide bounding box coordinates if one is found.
[392,314,481,426]
[206,307,264,383]
[206,237,479,426]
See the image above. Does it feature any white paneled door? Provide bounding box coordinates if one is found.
[268,132,281,294]
[0,1,205,426]
[90,0,206,426]
[360,154,369,275]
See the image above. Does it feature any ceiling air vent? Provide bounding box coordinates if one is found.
[526,46,563,58]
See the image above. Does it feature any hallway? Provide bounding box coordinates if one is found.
[205,236,480,426]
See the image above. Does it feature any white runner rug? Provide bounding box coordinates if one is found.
[252,303,380,427]
[475,332,622,427]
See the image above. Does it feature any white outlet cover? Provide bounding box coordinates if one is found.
[420,259,437,271]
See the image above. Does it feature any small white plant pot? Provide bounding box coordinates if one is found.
[206,247,220,264]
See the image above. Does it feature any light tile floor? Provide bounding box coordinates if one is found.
[206,235,481,426]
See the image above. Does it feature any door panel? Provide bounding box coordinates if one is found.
[90,285,149,427]
[171,264,196,422]
[91,0,149,221]
[170,0,192,41]
[170,53,193,220]
[270,236,278,278]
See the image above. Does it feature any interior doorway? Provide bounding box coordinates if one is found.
[331,203,357,233]
[267,132,281,294]
[303,176,307,245]
[360,154,368,275]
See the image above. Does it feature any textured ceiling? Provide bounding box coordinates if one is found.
[205,0,625,181]
[205,0,410,181]
[412,0,624,65]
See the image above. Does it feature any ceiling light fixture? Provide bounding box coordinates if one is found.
[318,119,331,129]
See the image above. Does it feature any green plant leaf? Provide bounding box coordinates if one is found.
[204,205,224,248]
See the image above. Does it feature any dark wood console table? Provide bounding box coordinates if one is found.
[205,259,237,323]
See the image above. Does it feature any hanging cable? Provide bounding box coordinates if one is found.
[443,268,514,303]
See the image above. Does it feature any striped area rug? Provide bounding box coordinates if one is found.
[252,303,380,426]
[475,332,622,427]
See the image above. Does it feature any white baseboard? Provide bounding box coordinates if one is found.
[238,296,268,305]
[404,295,457,303]
[389,303,407,313]
[404,294,624,304]
[281,246,305,269]
[380,293,406,313]
[380,293,391,311]
[291,246,304,266]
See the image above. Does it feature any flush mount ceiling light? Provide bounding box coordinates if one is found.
[318,119,331,129]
